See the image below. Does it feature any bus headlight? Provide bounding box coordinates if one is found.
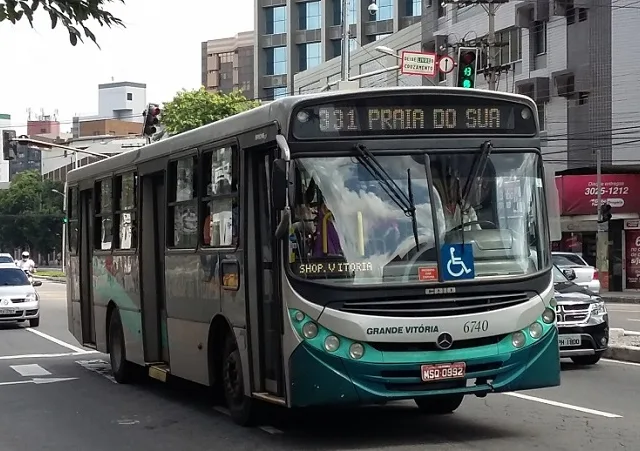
[512,331,526,348]
[302,322,318,339]
[541,307,555,324]
[349,342,365,359]
[324,335,340,352]
[528,322,543,339]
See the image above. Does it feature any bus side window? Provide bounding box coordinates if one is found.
[167,155,199,248]
[114,172,137,250]
[94,178,114,250]
[200,145,238,247]
[67,186,79,254]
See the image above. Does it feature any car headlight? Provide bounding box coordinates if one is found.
[25,293,37,302]
[591,300,606,316]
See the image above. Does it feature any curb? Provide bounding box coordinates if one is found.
[34,276,66,284]
[604,345,640,364]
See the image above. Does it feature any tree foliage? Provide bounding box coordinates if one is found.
[0,0,124,47]
[160,88,261,136]
[0,171,64,258]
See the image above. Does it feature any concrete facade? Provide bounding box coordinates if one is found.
[202,31,255,98]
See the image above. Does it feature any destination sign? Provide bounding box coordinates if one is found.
[291,95,537,138]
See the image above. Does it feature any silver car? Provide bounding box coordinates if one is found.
[0,263,41,327]
[0,253,15,265]
[552,252,601,294]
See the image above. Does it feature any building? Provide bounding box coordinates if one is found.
[254,0,422,100]
[27,114,60,136]
[76,119,141,137]
[72,81,147,137]
[202,31,255,97]
[0,113,10,187]
[9,144,42,180]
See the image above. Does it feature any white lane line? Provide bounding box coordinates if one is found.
[0,351,98,361]
[504,392,622,418]
[602,358,640,368]
[26,328,91,354]
[75,359,116,383]
[10,364,51,377]
[259,426,283,435]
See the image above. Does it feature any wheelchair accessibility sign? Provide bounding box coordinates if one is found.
[440,243,475,281]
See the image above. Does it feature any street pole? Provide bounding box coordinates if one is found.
[486,2,497,90]
[596,148,602,223]
[341,0,350,81]
[595,148,607,290]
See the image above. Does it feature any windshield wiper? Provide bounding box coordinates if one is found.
[460,140,493,209]
[353,144,420,250]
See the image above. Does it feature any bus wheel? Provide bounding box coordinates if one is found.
[222,336,256,426]
[108,309,135,384]
[414,394,464,414]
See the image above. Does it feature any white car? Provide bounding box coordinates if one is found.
[0,263,41,327]
[552,252,601,294]
[0,253,15,265]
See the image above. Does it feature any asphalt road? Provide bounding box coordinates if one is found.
[606,303,640,332]
[0,282,639,450]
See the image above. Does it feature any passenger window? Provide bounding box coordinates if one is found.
[115,172,138,250]
[67,187,79,254]
[94,178,113,250]
[168,155,198,248]
[201,145,238,247]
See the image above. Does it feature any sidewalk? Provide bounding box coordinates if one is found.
[601,291,640,304]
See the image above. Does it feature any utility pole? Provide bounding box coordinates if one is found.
[341,0,350,81]
[595,148,608,291]
[486,2,497,90]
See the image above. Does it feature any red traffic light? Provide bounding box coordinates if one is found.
[461,51,476,65]
[150,106,161,116]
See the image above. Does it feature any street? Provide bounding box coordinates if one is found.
[0,281,637,450]
[606,303,640,333]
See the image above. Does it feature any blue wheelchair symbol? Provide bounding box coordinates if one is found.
[440,243,475,281]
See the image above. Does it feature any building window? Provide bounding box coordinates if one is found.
[578,8,587,21]
[567,7,575,24]
[532,21,546,55]
[67,187,79,254]
[438,1,445,17]
[266,46,287,75]
[375,33,392,40]
[373,0,394,20]
[167,155,198,248]
[496,28,522,66]
[201,146,238,247]
[114,172,137,250]
[333,0,357,26]
[300,1,321,30]
[332,40,341,58]
[350,37,358,51]
[94,178,113,250]
[271,87,288,99]
[578,92,588,105]
[266,6,287,34]
[299,42,322,71]
[536,102,545,131]
[126,92,133,101]
[409,0,421,15]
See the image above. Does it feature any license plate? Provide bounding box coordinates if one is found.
[559,334,582,347]
[421,362,466,382]
[0,308,16,314]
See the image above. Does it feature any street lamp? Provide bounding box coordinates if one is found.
[51,189,66,273]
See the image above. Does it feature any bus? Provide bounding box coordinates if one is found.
[66,86,562,426]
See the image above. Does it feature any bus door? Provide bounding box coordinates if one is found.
[79,188,96,346]
[139,168,169,364]
[246,148,284,398]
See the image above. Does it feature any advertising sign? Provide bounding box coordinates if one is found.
[626,230,640,289]
[556,174,640,215]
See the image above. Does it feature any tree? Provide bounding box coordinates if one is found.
[0,0,124,47]
[0,171,64,261]
[160,88,261,136]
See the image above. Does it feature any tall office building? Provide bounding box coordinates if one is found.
[202,31,255,97]
[253,0,423,100]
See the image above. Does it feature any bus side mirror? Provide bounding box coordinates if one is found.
[271,158,287,210]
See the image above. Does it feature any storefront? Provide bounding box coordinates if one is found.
[555,170,640,292]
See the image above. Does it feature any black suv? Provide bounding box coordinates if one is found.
[553,264,609,365]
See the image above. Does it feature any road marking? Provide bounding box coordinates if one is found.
[75,359,116,383]
[504,392,622,418]
[602,358,640,368]
[10,364,51,377]
[0,377,77,387]
[259,426,283,434]
[0,351,98,361]
[26,328,92,354]
[627,319,640,322]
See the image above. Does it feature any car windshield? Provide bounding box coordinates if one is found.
[0,256,14,264]
[288,151,548,285]
[553,254,587,267]
[0,268,30,286]
[553,265,568,283]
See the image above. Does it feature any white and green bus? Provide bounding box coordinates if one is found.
[66,86,561,426]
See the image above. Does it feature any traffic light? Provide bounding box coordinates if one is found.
[456,47,479,89]
[143,103,161,137]
[2,130,17,161]
[599,203,612,223]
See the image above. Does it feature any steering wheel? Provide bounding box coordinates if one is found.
[449,220,496,231]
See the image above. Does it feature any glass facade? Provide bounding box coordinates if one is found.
[375,0,393,20]
[300,1,322,29]
[299,42,322,71]
[332,0,358,25]
[266,6,287,34]
[266,46,287,75]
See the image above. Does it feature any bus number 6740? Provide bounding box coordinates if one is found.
[463,320,489,333]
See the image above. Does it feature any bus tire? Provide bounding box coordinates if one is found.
[414,394,464,414]
[222,335,256,426]
[108,309,135,384]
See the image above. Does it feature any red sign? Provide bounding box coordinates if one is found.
[626,230,640,289]
[418,267,438,281]
[556,174,640,215]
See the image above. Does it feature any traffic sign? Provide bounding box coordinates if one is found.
[400,51,436,77]
[438,56,455,74]
[440,243,475,281]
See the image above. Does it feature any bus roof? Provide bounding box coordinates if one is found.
[65,86,536,185]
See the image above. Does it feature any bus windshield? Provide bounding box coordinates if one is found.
[288,151,548,285]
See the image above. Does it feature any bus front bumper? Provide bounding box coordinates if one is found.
[288,326,559,408]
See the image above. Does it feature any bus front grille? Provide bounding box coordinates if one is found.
[338,292,531,317]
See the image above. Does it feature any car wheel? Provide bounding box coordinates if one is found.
[222,335,257,426]
[415,394,464,414]
[571,353,602,365]
[108,310,135,383]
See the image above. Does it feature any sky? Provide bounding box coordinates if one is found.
[0,0,254,134]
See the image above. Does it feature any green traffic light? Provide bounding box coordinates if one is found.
[462,79,471,88]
